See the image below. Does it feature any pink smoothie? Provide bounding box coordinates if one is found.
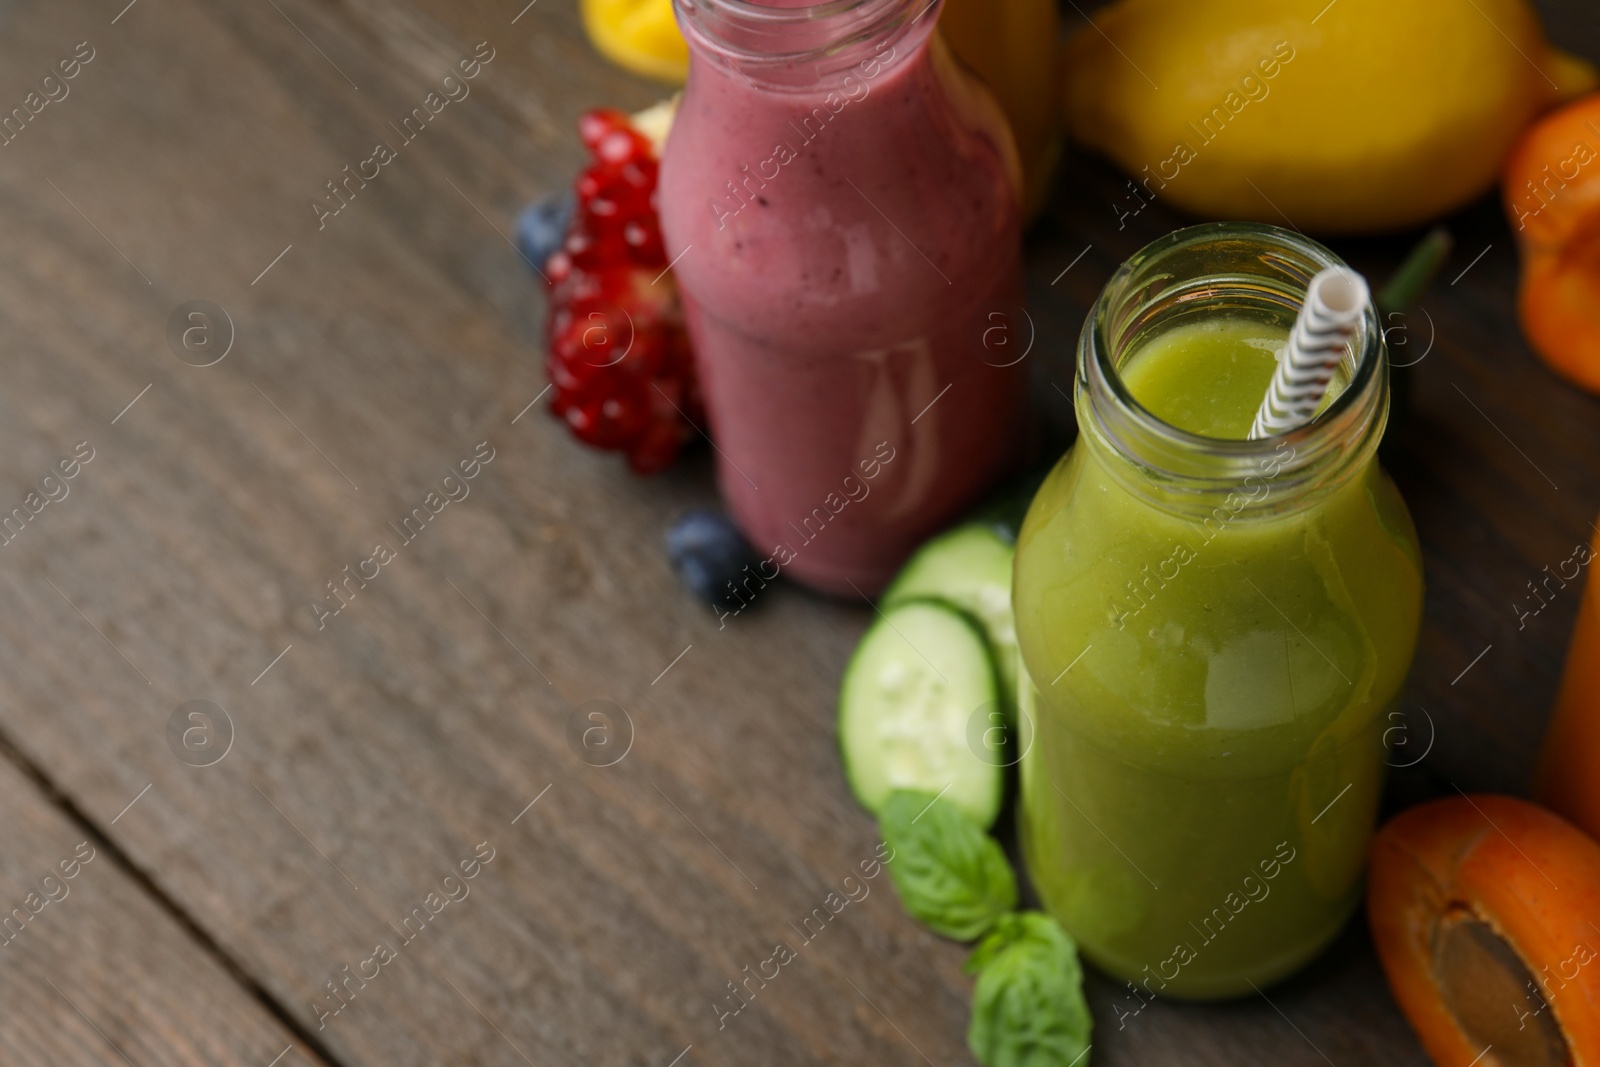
[660,0,1027,596]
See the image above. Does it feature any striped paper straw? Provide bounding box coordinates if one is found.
[1248,267,1371,440]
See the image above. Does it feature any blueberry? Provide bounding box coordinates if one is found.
[514,190,574,274]
[666,509,760,611]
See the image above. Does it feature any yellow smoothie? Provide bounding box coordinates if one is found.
[1016,316,1423,998]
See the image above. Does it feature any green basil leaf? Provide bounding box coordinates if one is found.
[879,789,1017,941]
[967,912,1092,1067]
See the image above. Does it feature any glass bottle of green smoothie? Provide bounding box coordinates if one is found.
[1015,223,1423,1000]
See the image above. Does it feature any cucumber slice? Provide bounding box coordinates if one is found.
[883,523,1019,714]
[838,601,1004,828]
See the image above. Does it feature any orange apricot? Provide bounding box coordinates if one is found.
[1504,94,1600,395]
[1537,547,1600,843]
[1369,795,1600,1067]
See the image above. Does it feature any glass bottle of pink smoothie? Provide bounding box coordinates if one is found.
[661,0,1027,596]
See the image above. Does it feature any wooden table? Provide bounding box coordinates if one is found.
[0,1,1594,1064]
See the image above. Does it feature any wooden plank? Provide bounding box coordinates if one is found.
[0,0,1591,1064]
[0,747,329,1067]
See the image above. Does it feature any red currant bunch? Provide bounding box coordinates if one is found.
[543,109,700,474]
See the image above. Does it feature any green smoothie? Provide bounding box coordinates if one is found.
[1016,317,1423,999]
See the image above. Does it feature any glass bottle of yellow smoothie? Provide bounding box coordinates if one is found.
[1015,223,1424,999]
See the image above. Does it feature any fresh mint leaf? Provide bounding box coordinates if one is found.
[879,789,1017,941]
[966,912,1092,1067]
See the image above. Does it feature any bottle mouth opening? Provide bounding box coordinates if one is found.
[674,0,934,75]
[683,0,885,22]
[1079,223,1386,510]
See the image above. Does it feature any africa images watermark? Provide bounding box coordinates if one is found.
[1112,839,1299,1028]
[1513,934,1597,1034]
[309,42,497,231]
[706,38,902,231]
[1514,538,1594,631]
[1508,120,1600,231]
[309,840,497,1029]
[710,839,895,1030]
[0,40,96,149]
[1,441,96,549]
[1106,441,1295,630]
[715,440,898,627]
[311,441,496,631]
[0,841,97,951]
[1112,41,1297,230]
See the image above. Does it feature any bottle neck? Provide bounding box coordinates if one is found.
[1077,222,1388,520]
[673,0,938,90]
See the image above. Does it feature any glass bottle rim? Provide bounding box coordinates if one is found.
[1078,221,1387,511]
[674,0,934,70]
[681,0,889,24]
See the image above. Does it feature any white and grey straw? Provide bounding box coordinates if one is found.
[1248,267,1371,440]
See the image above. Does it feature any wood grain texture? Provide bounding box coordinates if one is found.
[0,747,330,1067]
[0,0,1592,1064]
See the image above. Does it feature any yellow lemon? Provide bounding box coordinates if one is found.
[581,0,688,85]
[1062,0,1597,233]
